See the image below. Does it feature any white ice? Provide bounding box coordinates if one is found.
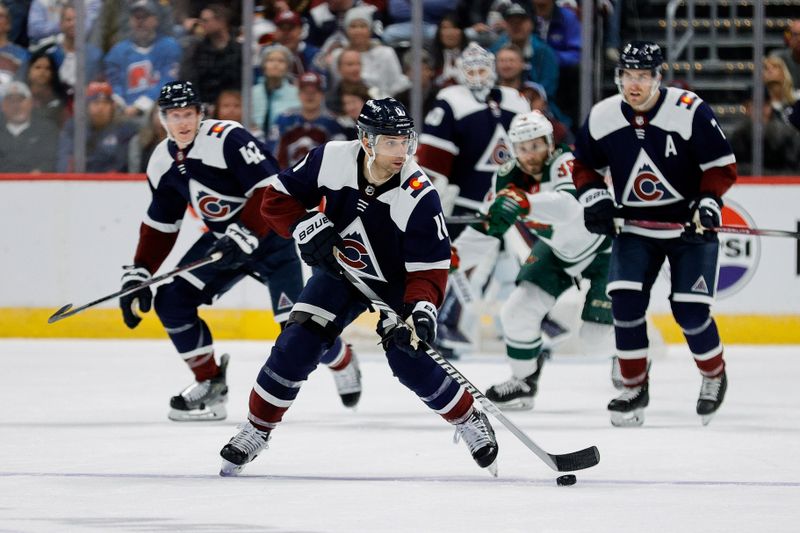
[2,339,799,532]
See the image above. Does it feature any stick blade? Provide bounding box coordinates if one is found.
[552,446,600,472]
[48,304,74,324]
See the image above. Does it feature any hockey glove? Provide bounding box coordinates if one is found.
[577,184,617,237]
[392,301,438,357]
[119,265,152,329]
[208,223,260,269]
[683,194,722,243]
[485,185,530,237]
[292,211,344,278]
[449,245,460,273]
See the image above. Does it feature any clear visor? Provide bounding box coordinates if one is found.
[369,132,418,158]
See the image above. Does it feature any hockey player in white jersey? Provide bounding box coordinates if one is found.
[219,98,499,477]
[573,42,736,426]
[118,81,361,422]
[451,111,614,409]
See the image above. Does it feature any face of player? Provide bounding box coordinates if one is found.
[514,137,551,176]
[363,134,414,182]
[618,68,659,111]
[164,107,201,147]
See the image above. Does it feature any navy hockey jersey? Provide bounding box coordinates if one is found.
[573,87,737,230]
[416,85,530,210]
[134,120,278,272]
[263,140,451,307]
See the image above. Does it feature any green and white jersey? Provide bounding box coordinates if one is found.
[486,144,610,272]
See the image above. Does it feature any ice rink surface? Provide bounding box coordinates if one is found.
[2,338,799,532]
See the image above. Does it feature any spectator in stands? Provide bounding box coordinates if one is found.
[28,0,101,48]
[44,3,103,91]
[56,81,138,172]
[327,7,409,97]
[307,0,371,49]
[213,88,243,122]
[764,55,799,122]
[269,71,345,167]
[5,0,32,46]
[252,44,300,137]
[91,0,174,53]
[0,3,31,90]
[180,3,241,107]
[520,79,572,144]
[495,43,526,91]
[489,2,558,102]
[381,0,458,48]
[336,80,370,139]
[394,48,438,117]
[325,47,376,114]
[272,10,321,79]
[0,80,59,172]
[25,48,68,127]
[771,20,800,88]
[531,0,581,127]
[430,12,467,89]
[127,103,165,173]
[104,0,182,120]
[455,0,504,48]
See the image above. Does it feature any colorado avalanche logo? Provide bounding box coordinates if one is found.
[338,218,387,282]
[476,124,514,172]
[716,199,760,298]
[188,181,245,222]
[622,150,683,206]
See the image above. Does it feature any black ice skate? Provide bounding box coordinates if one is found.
[330,344,362,408]
[168,353,229,421]
[454,409,499,476]
[219,421,271,476]
[608,381,649,427]
[485,360,544,411]
[696,371,727,426]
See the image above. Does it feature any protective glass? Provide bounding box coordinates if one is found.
[370,132,418,157]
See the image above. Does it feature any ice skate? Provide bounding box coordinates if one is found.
[168,353,229,421]
[330,344,362,408]
[219,421,271,476]
[485,360,544,411]
[454,409,499,476]
[697,371,727,425]
[608,381,649,427]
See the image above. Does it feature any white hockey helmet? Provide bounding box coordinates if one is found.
[456,42,497,101]
[508,110,554,147]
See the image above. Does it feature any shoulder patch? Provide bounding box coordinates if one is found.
[651,87,703,141]
[588,95,628,141]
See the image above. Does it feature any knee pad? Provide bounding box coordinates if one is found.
[670,301,711,331]
[500,282,555,342]
[285,310,341,345]
[153,279,202,327]
[610,290,648,322]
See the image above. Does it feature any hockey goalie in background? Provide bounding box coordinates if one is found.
[450,111,616,410]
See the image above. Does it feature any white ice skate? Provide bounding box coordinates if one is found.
[330,345,362,408]
[219,422,271,476]
[168,354,229,421]
[454,409,499,476]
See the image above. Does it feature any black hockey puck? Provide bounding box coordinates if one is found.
[556,474,577,486]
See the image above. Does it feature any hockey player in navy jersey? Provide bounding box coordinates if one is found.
[119,81,361,422]
[219,98,500,477]
[573,42,736,426]
[451,111,614,410]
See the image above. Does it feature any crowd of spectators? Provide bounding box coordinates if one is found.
[0,1,797,174]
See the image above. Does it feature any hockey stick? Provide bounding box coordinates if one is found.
[334,250,600,472]
[47,252,223,324]
[626,219,800,239]
[445,213,487,225]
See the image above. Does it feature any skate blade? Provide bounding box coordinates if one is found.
[485,459,498,478]
[610,409,645,427]
[701,412,716,426]
[168,403,227,422]
[219,459,244,477]
[494,397,534,411]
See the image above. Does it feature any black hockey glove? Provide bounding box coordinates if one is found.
[577,184,617,237]
[119,265,152,329]
[683,194,722,243]
[391,301,438,357]
[292,211,344,278]
[208,222,260,269]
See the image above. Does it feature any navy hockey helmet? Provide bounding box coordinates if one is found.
[614,41,664,108]
[357,97,418,156]
[158,80,202,111]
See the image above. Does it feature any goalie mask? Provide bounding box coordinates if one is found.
[614,41,664,110]
[357,97,418,179]
[158,80,205,145]
[456,42,497,102]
